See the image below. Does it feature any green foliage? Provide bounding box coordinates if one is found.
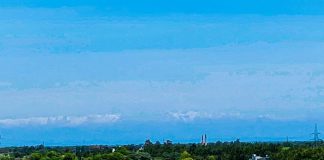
[30,153,42,160]
[92,152,126,160]
[62,153,76,160]
[180,151,191,159]
[0,141,324,160]
[116,147,130,155]
[0,154,13,160]
[207,155,217,160]
[129,152,152,160]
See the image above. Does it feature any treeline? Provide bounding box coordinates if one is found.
[0,140,323,160]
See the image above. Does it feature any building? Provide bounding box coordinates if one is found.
[201,134,207,146]
[249,154,270,160]
[144,139,153,145]
[164,139,172,145]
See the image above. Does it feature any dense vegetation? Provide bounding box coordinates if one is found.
[0,140,323,160]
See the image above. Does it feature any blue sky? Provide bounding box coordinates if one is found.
[0,0,324,146]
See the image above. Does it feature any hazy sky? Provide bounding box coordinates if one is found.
[0,0,324,146]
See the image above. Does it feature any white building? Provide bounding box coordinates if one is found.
[249,154,270,160]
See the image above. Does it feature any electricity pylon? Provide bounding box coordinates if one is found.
[312,124,321,146]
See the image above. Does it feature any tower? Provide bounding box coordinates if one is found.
[200,134,207,146]
[204,134,207,146]
[312,124,321,146]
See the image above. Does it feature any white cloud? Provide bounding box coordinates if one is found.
[168,111,213,121]
[168,111,303,122]
[2,44,324,121]
[0,114,120,127]
[169,111,199,121]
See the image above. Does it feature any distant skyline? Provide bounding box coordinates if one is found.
[0,0,324,146]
